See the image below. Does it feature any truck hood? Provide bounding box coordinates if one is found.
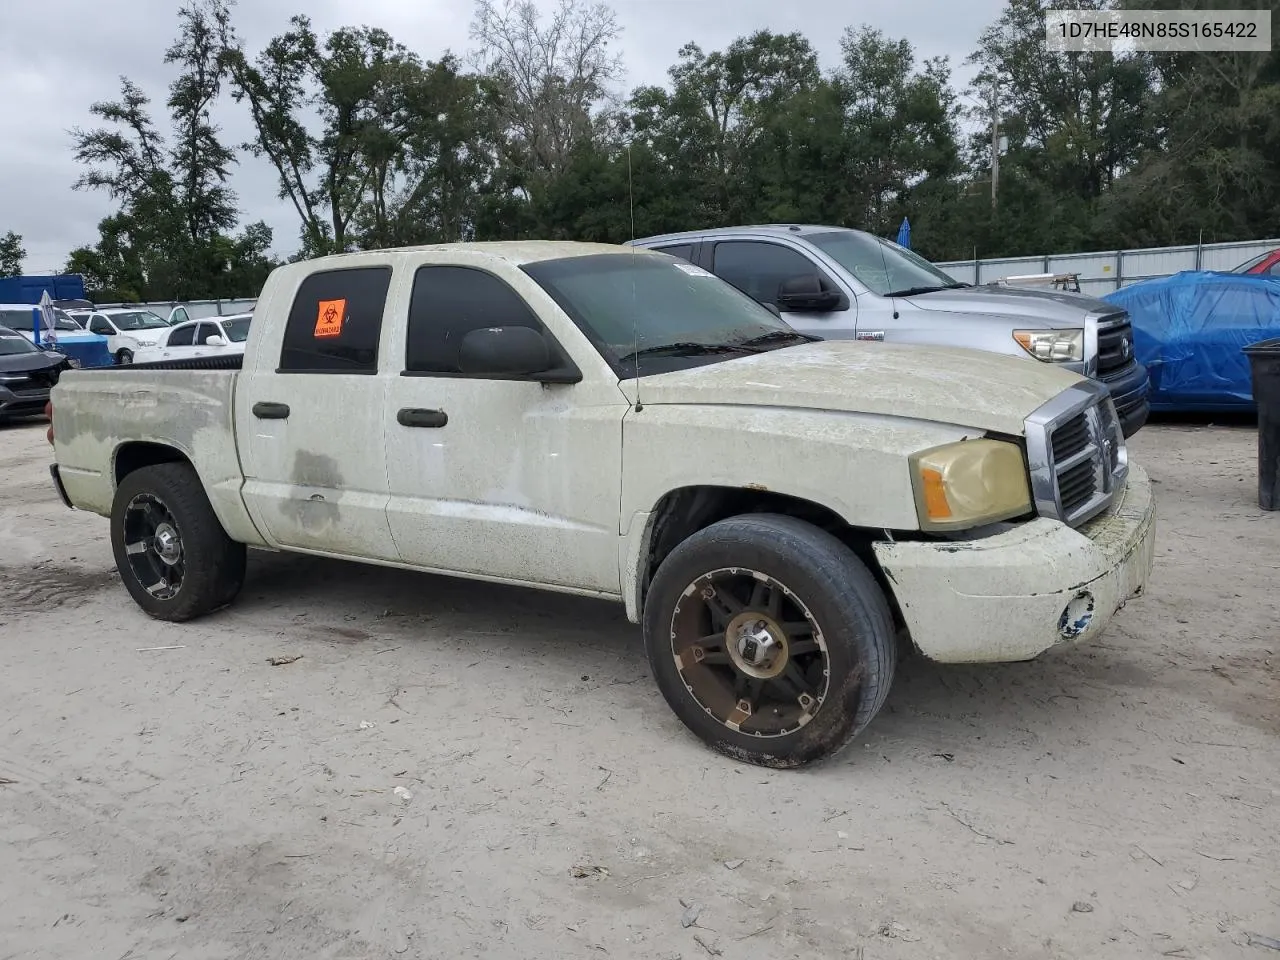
[906,284,1121,326]
[621,340,1087,436]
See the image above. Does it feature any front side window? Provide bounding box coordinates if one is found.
[806,230,965,297]
[405,265,545,375]
[711,241,829,308]
[167,324,196,347]
[195,323,221,346]
[90,316,114,336]
[280,266,392,373]
[522,253,812,376]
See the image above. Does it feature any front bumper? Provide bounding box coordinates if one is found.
[873,463,1156,664]
[0,386,51,418]
[1101,361,1151,438]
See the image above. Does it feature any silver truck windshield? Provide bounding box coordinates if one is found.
[523,253,814,374]
[807,230,966,298]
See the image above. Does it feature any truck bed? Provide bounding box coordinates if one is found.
[50,361,265,547]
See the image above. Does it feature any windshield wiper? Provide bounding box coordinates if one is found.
[616,341,754,364]
[885,283,968,297]
[736,330,821,348]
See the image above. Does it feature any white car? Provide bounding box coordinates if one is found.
[68,308,172,364]
[134,313,252,364]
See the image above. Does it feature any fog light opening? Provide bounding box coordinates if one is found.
[1058,591,1096,640]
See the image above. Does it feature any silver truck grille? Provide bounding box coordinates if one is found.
[1025,380,1128,527]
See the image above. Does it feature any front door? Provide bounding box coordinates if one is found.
[707,239,857,339]
[235,264,401,562]
[382,262,625,594]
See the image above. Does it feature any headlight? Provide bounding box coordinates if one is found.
[1013,329,1082,362]
[910,438,1032,531]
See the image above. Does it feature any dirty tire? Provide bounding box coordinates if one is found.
[643,513,895,768]
[110,463,246,622]
[115,349,134,365]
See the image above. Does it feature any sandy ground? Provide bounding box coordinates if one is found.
[0,418,1276,960]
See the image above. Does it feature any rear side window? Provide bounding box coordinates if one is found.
[654,244,694,262]
[405,265,544,374]
[167,324,196,347]
[280,267,392,373]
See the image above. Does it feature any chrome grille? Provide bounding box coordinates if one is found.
[1025,381,1129,527]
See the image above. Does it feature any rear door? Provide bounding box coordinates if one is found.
[235,264,401,562]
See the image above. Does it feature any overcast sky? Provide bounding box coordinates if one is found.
[0,0,1005,273]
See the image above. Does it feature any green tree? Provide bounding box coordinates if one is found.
[0,231,24,277]
[70,0,272,299]
[964,0,1154,254]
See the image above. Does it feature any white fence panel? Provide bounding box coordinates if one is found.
[937,237,1280,294]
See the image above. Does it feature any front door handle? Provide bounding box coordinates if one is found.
[397,408,448,428]
[253,401,290,419]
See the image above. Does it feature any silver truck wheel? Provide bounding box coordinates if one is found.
[110,463,246,622]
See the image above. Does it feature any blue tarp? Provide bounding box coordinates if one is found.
[1104,270,1280,411]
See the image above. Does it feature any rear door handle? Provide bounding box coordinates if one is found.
[397,408,448,428]
[253,401,290,419]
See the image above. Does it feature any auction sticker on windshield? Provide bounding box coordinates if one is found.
[674,262,715,278]
[314,299,345,338]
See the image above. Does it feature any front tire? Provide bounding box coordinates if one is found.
[110,463,246,621]
[116,349,133,365]
[643,514,896,768]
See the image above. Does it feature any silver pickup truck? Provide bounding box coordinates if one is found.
[631,225,1151,438]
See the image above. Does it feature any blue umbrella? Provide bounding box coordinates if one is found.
[896,217,911,250]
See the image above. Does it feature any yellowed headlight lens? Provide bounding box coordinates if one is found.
[910,439,1032,530]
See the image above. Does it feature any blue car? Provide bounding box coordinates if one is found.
[1104,271,1280,412]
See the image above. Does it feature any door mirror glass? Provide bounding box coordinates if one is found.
[458,325,554,376]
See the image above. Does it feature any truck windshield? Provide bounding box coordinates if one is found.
[523,253,813,375]
[807,230,967,297]
[222,317,251,342]
[109,311,169,331]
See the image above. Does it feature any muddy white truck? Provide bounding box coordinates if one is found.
[46,242,1157,768]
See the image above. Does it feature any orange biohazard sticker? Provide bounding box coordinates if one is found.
[314,298,346,338]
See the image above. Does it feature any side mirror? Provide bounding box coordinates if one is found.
[457,326,581,383]
[206,335,226,347]
[777,275,841,312]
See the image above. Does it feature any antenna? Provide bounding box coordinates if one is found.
[627,142,642,411]
[876,234,899,320]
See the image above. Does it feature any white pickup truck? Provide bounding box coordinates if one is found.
[47,242,1156,768]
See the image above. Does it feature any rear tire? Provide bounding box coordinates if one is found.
[110,463,246,621]
[643,513,896,768]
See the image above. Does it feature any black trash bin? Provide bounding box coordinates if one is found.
[1243,337,1280,510]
